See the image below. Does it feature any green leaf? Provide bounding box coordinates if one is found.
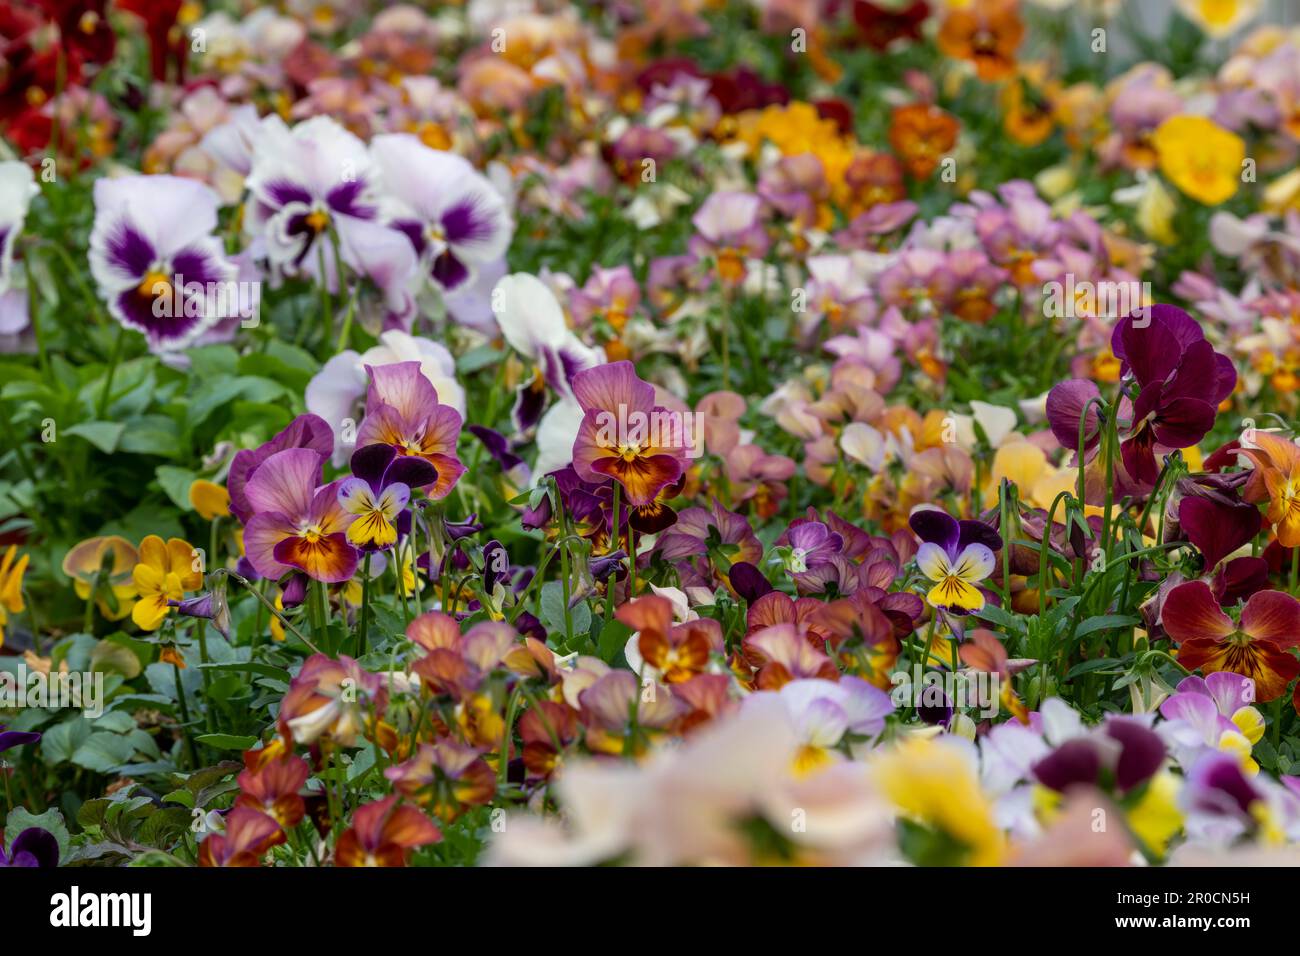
[197,661,291,682]
[119,414,182,458]
[194,733,259,751]
[65,420,126,453]
[40,718,91,765]
[155,464,197,511]
[71,731,137,773]
[1065,657,1124,680]
[1073,615,1140,639]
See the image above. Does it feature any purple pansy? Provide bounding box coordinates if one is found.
[337,443,436,552]
[0,827,58,867]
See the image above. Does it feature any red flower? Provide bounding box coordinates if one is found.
[117,0,187,82]
[1162,581,1300,703]
[852,0,929,51]
[335,796,441,867]
[197,807,284,867]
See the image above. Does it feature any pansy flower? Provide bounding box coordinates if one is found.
[1110,306,1235,485]
[909,508,1002,614]
[244,115,387,284]
[1239,430,1300,548]
[0,827,58,868]
[335,795,441,867]
[227,414,335,525]
[493,272,603,431]
[130,535,203,631]
[235,752,310,829]
[338,444,436,551]
[88,174,238,352]
[617,594,723,684]
[197,807,284,868]
[384,739,496,822]
[242,448,358,584]
[936,0,1024,81]
[356,361,466,501]
[279,653,386,747]
[1162,582,1300,703]
[371,134,513,293]
[688,191,769,285]
[570,361,688,508]
[0,544,28,647]
[1159,672,1264,773]
[61,536,139,622]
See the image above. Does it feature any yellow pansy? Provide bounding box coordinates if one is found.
[62,536,139,622]
[873,737,1006,866]
[1152,115,1245,206]
[1174,0,1261,39]
[0,545,28,648]
[131,535,203,631]
[189,480,232,521]
[1126,771,1183,857]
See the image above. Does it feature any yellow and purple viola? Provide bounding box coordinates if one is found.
[337,443,437,551]
[570,360,688,508]
[909,507,1002,614]
[241,447,358,584]
[356,360,466,501]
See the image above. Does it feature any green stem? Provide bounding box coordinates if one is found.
[96,324,128,418]
[359,553,372,657]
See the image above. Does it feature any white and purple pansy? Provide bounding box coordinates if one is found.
[909,506,1002,614]
[491,272,603,432]
[88,174,239,352]
[244,115,383,285]
[369,133,513,294]
[0,161,39,343]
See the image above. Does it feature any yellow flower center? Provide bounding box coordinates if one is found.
[305,209,331,233]
[137,270,172,299]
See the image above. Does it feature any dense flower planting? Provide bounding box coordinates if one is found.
[2,0,1300,868]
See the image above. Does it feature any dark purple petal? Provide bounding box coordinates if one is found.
[483,539,509,592]
[908,508,959,552]
[1045,379,1101,452]
[5,828,58,868]
[350,443,397,492]
[114,286,206,346]
[386,455,437,490]
[1111,304,1204,376]
[1215,556,1269,606]
[104,221,155,277]
[431,251,469,290]
[326,180,375,219]
[1151,397,1217,450]
[441,196,499,245]
[511,380,548,433]
[729,561,774,602]
[0,729,40,753]
[1119,315,1180,388]
[1120,427,1160,488]
[591,550,627,583]
[957,519,1002,554]
[1188,751,1259,817]
[1179,495,1261,570]
[1032,739,1101,792]
[1105,718,1165,793]
[468,425,525,471]
[264,179,313,209]
[281,573,308,609]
